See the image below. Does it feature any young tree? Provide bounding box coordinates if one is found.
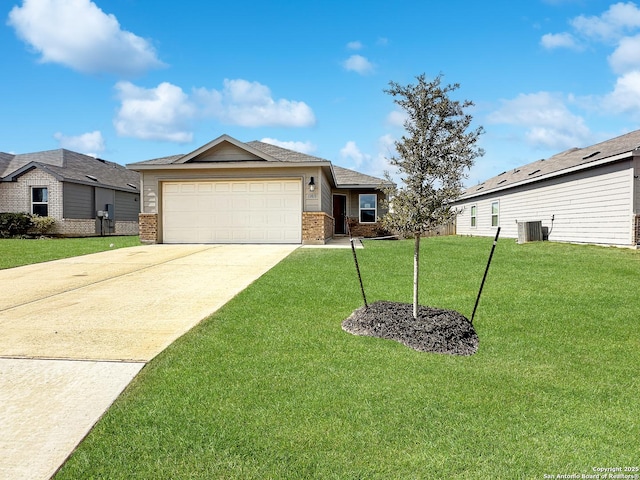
[382,73,484,319]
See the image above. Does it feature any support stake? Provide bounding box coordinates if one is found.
[348,223,368,308]
[471,227,501,324]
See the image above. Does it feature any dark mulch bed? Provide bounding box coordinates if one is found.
[342,301,478,356]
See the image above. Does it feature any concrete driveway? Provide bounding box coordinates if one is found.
[0,244,297,480]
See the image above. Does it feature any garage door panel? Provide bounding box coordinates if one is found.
[163,180,301,244]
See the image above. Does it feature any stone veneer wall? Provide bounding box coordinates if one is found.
[302,212,333,244]
[139,213,158,243]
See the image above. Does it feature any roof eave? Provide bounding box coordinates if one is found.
[127,160,331,171]
[2,162,64,182]
[336,183,393,189]
[174,134,284,164]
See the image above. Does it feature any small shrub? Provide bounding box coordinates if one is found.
[29,215,56,235]
[0,212,32,238]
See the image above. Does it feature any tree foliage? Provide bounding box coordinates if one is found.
[381,73,484,318]
[382,73,484,234]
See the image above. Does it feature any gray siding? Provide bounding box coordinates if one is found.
[115,190,140,221]
[193,144,262,162]
[456,160,635,246]
[94,188,115,215]
[63,183,94,219]
[321,171,332,213]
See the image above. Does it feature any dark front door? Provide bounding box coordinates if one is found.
[333,195,347,235]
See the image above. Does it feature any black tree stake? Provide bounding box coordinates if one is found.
[471,227,501,324]
[348,223,368,309]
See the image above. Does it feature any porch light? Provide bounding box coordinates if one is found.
[308,176,315,191]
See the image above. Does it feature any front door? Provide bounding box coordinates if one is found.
[333,194,347,235]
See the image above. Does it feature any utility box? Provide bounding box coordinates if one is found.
[518,221,543,244]
[106,204,114,221]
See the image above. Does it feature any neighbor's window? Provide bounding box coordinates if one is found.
[32,187,48,216]
[470,205,477,227]
[359,194,377,223]
[491,201,499,227]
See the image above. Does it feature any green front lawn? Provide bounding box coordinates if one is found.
[0,236,142,269]
[56,237,639,479]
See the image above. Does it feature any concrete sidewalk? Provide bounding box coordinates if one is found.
[0,244,297,480]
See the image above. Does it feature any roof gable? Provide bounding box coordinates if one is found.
[175,134,276,164]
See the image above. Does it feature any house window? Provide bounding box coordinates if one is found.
[32,187,48,216]
[491,201,499,227]
[470,205,477,227]
[359,194,377,223]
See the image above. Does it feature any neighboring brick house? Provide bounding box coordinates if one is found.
[0,149,140,236]
[127,134,393,244]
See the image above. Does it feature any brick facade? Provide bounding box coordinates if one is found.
[347,217,389,238]
[139,213,158,243]
[302,212,333,244]
[0,169,64,220]
[1,169,140,237]
[634,214,640,246]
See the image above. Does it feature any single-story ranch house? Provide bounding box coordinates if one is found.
[454,129,640,248]
[0,149,140,236]
[127,134,391,244]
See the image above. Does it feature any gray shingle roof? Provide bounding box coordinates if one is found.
[460,129,640,199]
[130,154,185,166]
[0,149,139,192]
[246,141,332,164]
[127,135,390,188]
[332,165,389,187]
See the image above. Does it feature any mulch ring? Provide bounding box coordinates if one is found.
[342,300,478,356]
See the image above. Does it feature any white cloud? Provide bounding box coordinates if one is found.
[602,70,640,114]
[260,138,316,154]
[335,136,397,181]
[113,79,316,142]
[488,92,591,149]
[346,41,363,50]
[194,79,316,127]
[114,82,196,142]
[540,32,580,50]
[340,141,370,168]
[608,34,640,73]
[342,54,375,75]
[571,2,640,42]
[7,0,164,76]
[386,110,407,127]
[54,130,105,156]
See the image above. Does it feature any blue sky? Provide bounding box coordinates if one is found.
[3,0,640,186]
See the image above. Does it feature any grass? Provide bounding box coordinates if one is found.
[52,236,639,479]
[0,236,142,269]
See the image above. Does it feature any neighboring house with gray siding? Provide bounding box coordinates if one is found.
[453,129,640,248]
[128,134,391,244]
[0,149,140,236]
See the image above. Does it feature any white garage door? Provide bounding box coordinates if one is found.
[162,180,302,244]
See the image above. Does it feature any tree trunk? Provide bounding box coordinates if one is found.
[413,233,420,319]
